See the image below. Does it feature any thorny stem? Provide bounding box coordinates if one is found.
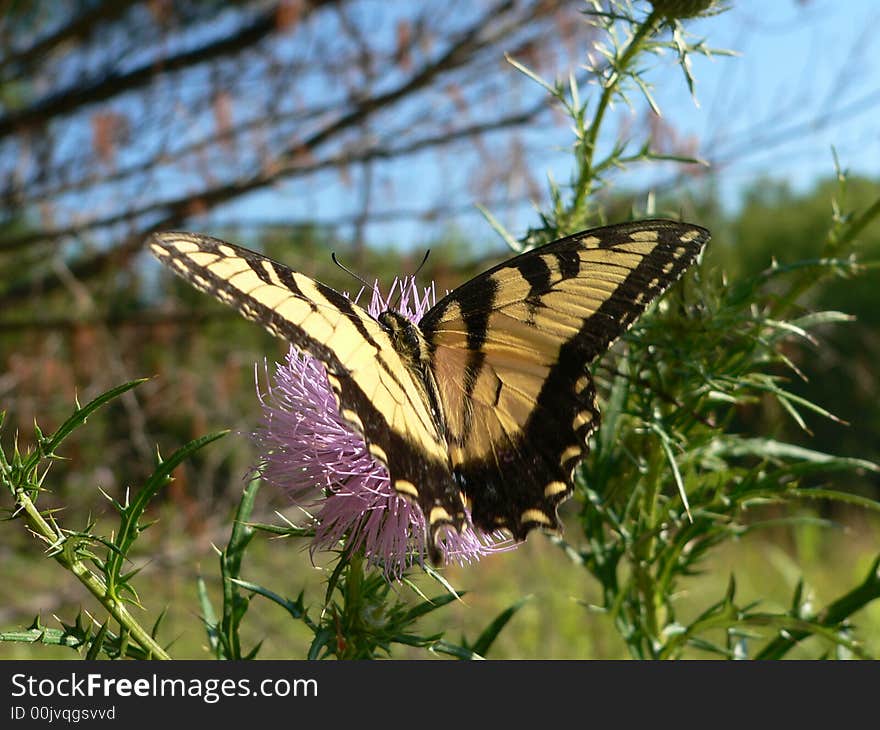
[14,485,171,660]
[631,446,666,656]
[769,193,880,319]
[571,10,660,222]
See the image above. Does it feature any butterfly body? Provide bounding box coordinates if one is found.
[149,220,709,561]
[377,309,447,438]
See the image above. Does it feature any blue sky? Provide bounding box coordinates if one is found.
[679,0,880,204]
[207,1,880,253]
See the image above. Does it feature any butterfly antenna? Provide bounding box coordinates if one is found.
[414,248,431,277]
[392,249,431,312]
[331,252,380,302]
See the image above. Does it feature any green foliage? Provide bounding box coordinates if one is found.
[0,381,226,658]
[229,517,523,659]
[201,478,263,660]
[572,217,880,658]
[503,0,880,658]
[710,174,880,497]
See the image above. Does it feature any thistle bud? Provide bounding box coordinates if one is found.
[650,0,716,19]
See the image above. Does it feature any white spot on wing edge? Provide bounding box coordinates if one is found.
[429,506,452,525]
[394,479,419,499]
[544,481,569,497]
[520,509,552,526]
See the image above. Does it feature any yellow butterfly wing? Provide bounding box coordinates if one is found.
[148,232,468,550]
[419,220,709,538]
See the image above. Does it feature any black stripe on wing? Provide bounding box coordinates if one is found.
[420,220,709,539]
[148,232,465,559]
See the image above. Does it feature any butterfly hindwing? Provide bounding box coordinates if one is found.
[148,232,467,548]
[419,220,709,538]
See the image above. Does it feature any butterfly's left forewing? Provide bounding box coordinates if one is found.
[419,220,709,538]
[148,232,467,547]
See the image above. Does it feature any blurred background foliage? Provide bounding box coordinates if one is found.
[1,0,878,657]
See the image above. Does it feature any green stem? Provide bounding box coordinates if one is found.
[571,11,660,221]
[219,478,259,659]
[630,446,667,655]
[754,555,880,660]
[15,486,170,660]
[829,193,880,254]
[341,551,365,659]
[769,193,880,318]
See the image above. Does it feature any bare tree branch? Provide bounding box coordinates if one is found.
[0,0,138,81]
[0,0,582,308]
[0,0,340,138]
[0,94,547,253]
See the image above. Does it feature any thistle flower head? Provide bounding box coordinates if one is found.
[254,276,512,579]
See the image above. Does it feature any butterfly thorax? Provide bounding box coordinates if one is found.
[377,310,426,362]
[377,310,447,439]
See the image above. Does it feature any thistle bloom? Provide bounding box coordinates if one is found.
[253,277,512,578]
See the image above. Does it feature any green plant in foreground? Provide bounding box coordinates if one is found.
[0,381,226,658]
[570,214,880,658]
[500,1,880,658]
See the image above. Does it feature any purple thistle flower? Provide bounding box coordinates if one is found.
[253,276,513,579]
